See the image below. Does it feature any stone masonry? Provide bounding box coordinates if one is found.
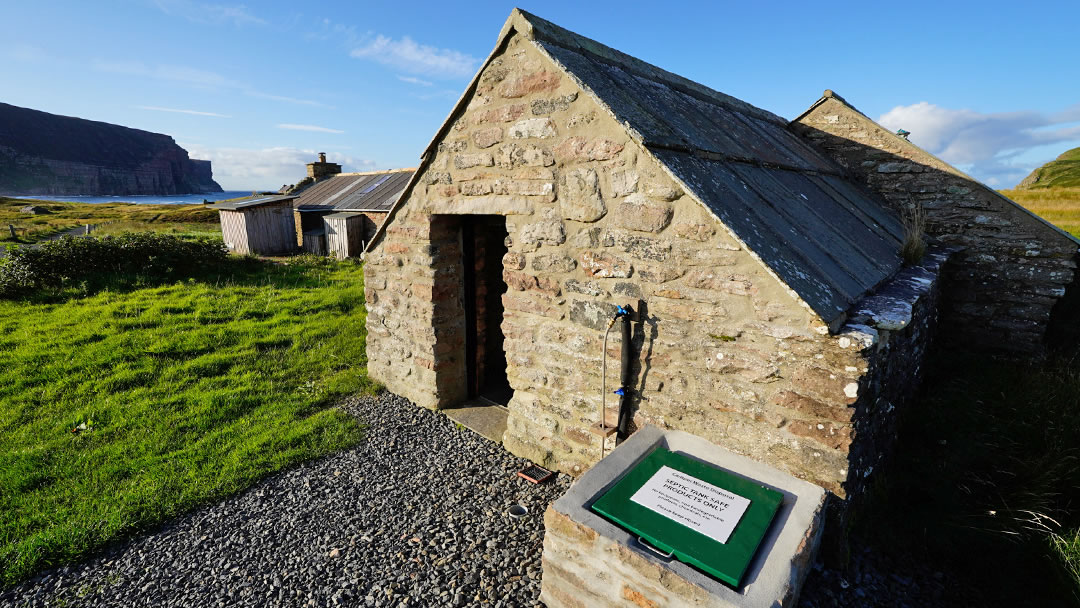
[364,13,947,509]
[791,91,1080,355]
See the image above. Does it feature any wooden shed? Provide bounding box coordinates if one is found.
[292,168,414,256]
[324,212,367,259]
[210,194,298,255]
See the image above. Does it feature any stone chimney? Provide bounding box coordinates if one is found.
[307,152,342,180]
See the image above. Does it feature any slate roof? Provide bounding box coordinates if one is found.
[209,194,297,211]
[519,11,904,328]
[370,10,906,330]
[295,169,414,212]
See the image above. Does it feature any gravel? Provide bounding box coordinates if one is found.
[0,392,570,608]
[0,390,978,607]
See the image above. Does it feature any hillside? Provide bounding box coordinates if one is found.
[0,102,222,196]
[1016,147,1080,189]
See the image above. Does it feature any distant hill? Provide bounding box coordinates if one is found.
[0,102,222,196]
[1016,147,1080,189]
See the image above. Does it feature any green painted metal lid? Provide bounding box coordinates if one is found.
[590,447,783,587]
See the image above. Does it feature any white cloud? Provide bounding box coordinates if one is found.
[153,0,266,27]
[397,75,433,87]
[879,101,1080,187]
[276,123,344,134]
[351,35,477,79]
[181,144,376,190]
[93,60,235,88]
[135,105,230,117]
[246,90,332,108]
[93,60,330,107]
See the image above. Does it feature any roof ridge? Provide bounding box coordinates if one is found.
[333,167,417,177]
[512,9,787,127]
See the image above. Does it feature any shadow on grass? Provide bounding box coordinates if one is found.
[9,254,354,304]
[852,346,1080,606]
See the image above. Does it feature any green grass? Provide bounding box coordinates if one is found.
[0,197,219,244]
[1000,187,1080,238]
[0,256,375,586]
[857,350,1080,604]
[1016,147,1080,189]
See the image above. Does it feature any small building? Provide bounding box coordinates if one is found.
[363,7,1077,520]
[292,168,414,257]
[209,194,298,255]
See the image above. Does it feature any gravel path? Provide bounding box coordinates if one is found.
[0,393,570,608]
[1,390,967,608]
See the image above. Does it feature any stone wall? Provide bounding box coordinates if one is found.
[365,32,940,499]
[791,93,1079,355]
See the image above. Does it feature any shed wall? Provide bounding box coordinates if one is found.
[241,201,297,255]
[219,210,249,253]
[365,33,929,498]
[325,214,366,259]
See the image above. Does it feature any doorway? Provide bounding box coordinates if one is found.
[461,215,512,405]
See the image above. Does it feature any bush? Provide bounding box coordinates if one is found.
[0,233,227,296]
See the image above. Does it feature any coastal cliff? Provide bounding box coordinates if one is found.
[0,102,222,196]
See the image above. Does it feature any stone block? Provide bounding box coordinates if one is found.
[500,70,561,98]
[614,194,673,233]
[560,168,606,222]
[519,220,567,246]
[531,92,578,115]
[472,126,503,149]
[532,253,577,273]
[453,153,494,169]
[539,426,827,608]
[509,117,558,139]
[555,136,625,163]
[497,143,555,168]
[580,251,632,278]
[473,103,526,124]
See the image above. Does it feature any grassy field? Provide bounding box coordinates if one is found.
[0,256,374,586]
[858,350,1080,604]
[0,197,219,244]
[1001,187,1080,238]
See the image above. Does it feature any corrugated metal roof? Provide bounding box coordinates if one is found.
[523,11,904,327]
[295,170,414,212]
[208,194,297,211]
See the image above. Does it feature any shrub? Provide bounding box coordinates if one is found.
[0,233,227,297]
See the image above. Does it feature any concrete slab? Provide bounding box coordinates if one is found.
[541,426,827,607]
[443,401,508,444]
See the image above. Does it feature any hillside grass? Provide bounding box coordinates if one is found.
[858,349,1080,604]
[0,197,219,244]
[0,256,374,586]
[1000,187,1080,238]
[1016,147,1080,189]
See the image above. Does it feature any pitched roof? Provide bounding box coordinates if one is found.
[295,169,414,212]
[520,11,904,328]
[795,90,1080,248]
[369,9,906,330]
[209,194,296,210]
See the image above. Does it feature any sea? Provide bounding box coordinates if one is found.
[11,191,262,205]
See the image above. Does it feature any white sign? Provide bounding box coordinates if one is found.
[630,466,751,544]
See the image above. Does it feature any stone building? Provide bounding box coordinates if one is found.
[791,91,1079,355]
[363,8,1075,508]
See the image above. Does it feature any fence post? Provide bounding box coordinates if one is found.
[8,225,16,239]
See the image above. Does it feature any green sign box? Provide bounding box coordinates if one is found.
[590,447,783,587]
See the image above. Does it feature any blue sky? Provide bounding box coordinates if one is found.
[3,0,1079,190]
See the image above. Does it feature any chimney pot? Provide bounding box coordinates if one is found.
[318,152,327,163]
